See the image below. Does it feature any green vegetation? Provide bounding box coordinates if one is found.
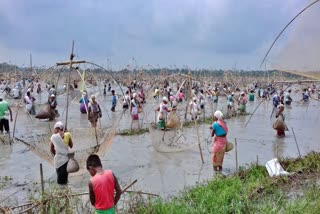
[135,152,320,214]
[183,112,250,127]
[117,128,149,136]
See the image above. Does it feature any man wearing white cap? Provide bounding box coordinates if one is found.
[0,96,13,135]
[156,96,174,130]
[50,121,73,185]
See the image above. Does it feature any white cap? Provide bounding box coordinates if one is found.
[240,92,245,95]
[132,93,137,98]
[193,97,197,101]
[51,94,55,97]
[162,96,169,102]
[54,121,64,130]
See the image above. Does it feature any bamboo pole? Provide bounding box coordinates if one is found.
[195,119,204,164]
[291,127,302,158]
[94,127,99,147]
[244,99,263,127]
[65,40,74,130]
[12,104,21,139]
[40,163,45,214]
[235,138,238,172]
[121,179,138,193]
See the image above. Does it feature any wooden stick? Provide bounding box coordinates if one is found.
[9,202,34,210]
[270,106,276,119]
[12,104,20,138]
[291,127,302,158]
[64,40,74,130]
[40,163,45,214]
[195,119,204,164]
[121,179,138,193]
[125,190,159,197]
[18,202,40,214]
[235,138,238,172]
[94,127,99,147]
[244,99,263,127]
[276,141,279,160]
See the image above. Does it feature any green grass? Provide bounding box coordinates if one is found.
[117,128,149,136]
[183,111,250,127]
[135,152,320,214]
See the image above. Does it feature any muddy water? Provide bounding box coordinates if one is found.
[0,84,320,205]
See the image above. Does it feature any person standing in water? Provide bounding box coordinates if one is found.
[210,110,228,172]
[0,96,13,135]
[111,90,117,112]
[274,104,286,137]
[103,84,107,96]
[88,95,102,128]
[272,93,280,108]
[189,97,199,120]
[24,91,36,115]
[130,93,141,128]
[48,94,58,120]
[79,92,90,114]
[284,90,293,106]
[226,92,234,112]
[156,96,174,130]
[50,121,73,185]
[87,154,122,214]
[238,92,247,114]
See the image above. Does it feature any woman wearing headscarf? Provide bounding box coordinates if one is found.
[88,95,101,127]
[274,104,286,137]
[238,92,247,114]
[156,96,173,130]
[79,92,89,114]
[210,110,228,172]
[189,97,199,120]
[130,93,141,121]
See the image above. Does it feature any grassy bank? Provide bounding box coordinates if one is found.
[135,152,320,214]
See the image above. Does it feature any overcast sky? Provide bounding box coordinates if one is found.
[0,0,318,70]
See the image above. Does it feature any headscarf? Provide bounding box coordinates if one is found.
[90,95,96,104]
[162,96,169,103]
[214,110,223,120]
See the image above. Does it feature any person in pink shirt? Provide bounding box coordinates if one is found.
[87,154,122,214]
[178,90,185,102]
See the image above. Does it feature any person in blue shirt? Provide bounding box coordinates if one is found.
[111,90,117,112]
[272,93,280,108]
